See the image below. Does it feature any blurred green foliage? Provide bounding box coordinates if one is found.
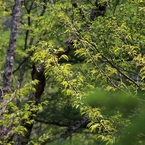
[1,0,145,144]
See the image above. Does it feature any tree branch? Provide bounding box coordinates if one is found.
[80,35,140,89]
[59,116,88,140]
[13,52,33,74]
[35,119,69,127]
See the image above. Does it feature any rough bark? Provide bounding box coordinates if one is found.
[0,0,22,141]
[1,0,22,99]
[59,116,88,140]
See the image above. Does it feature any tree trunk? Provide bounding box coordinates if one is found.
[0,0,22,141]
[1,0,22,99]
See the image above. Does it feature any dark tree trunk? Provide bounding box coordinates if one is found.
[13,64,46,145]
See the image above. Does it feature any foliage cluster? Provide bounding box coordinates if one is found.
[1,0,145,145]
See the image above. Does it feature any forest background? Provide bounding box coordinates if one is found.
[0,0,145,144]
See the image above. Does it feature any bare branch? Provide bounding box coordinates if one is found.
[59,116,88,140]
[35,119,69,127]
